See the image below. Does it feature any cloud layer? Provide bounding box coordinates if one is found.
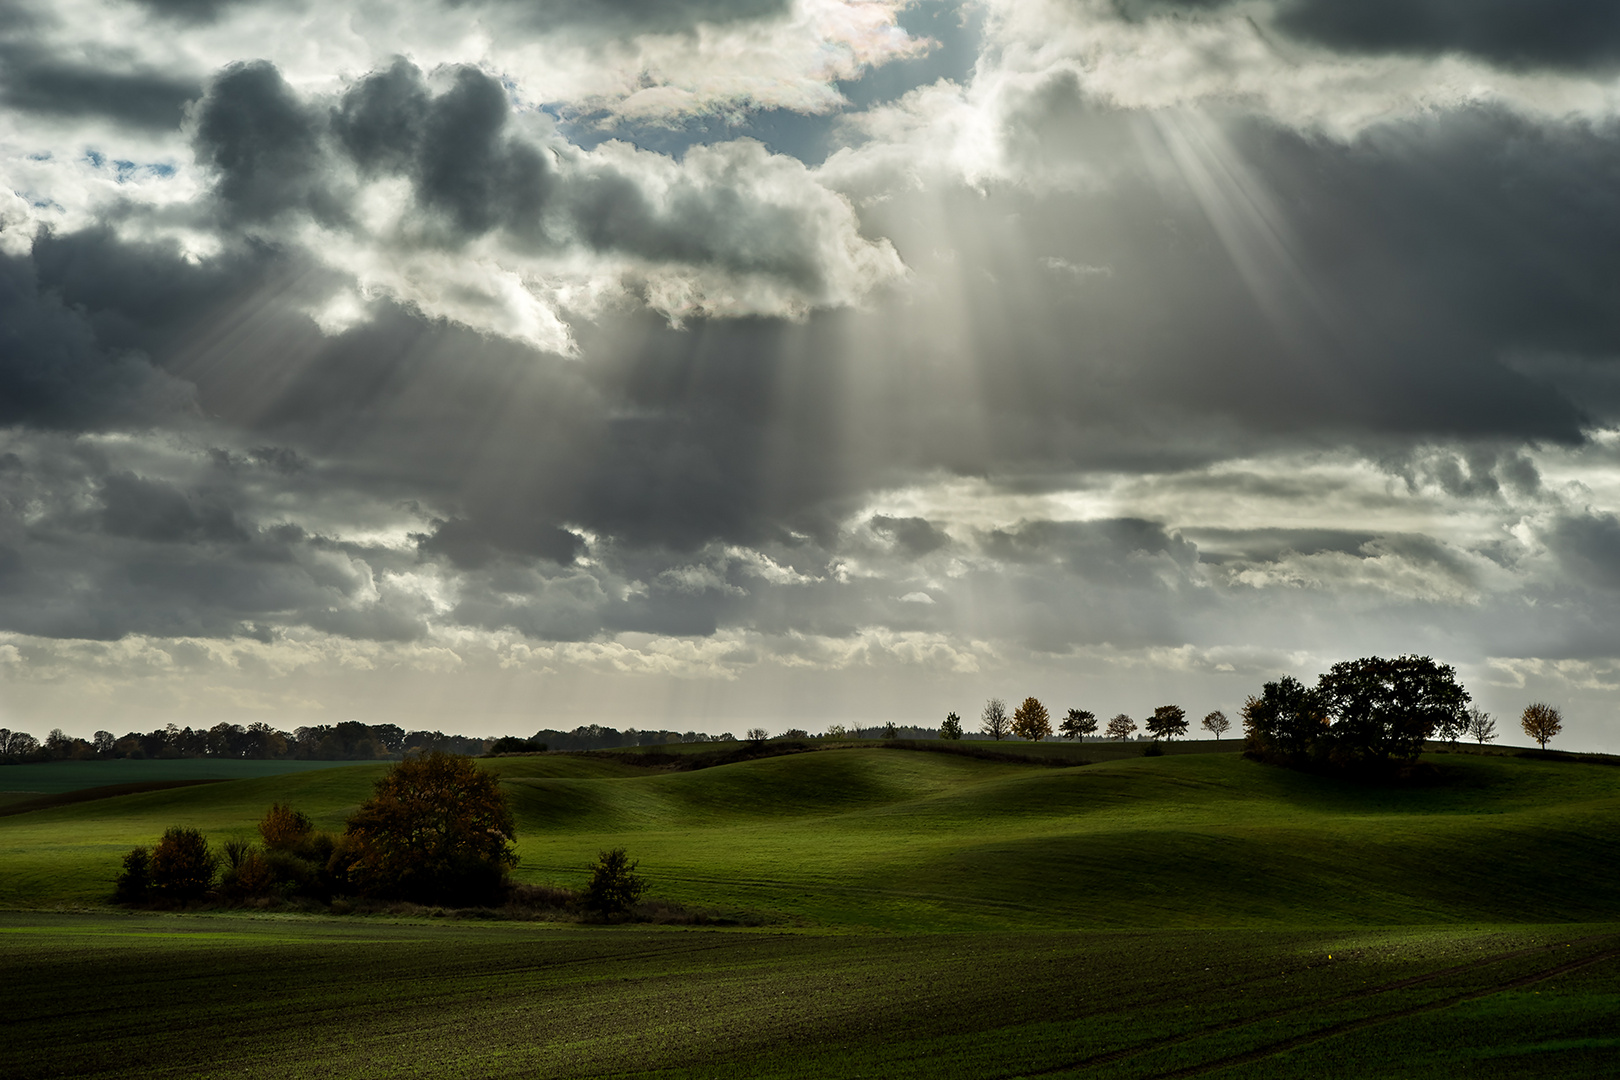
[5,0,1620,747]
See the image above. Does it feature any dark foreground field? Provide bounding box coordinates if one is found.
[2,744,1618,1076]
[2,914,1616,1079]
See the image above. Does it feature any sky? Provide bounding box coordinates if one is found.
[3,0,1620,748]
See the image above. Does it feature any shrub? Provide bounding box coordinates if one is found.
[149,826,217,900]
[581,848,647,919]
[114,847,152,904]
[259,803,314,851]
[221,850,279,899]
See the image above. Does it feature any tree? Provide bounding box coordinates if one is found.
[1011,697,1052,741]
[581,847,647,919]
[149,826,217,900]
[1059,709,1097,740]
[338,752,518,905]
[746,727,769,743]
[1521,703,1562,749]
[114,847,152,903]
[939,713,963,740]
[1240,676,1325,759]
[1201,710,1230,741]
[1105,714,1136,741]
[981,698,1010,741]
[1144,705,1188,741]
[1467,707,1497,744]
[1315,655,1470,764]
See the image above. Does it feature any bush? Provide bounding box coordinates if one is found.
[259,803,314,851]
[581,848,647,919]
[114,847,152,903]
[149,826,217,900]
[220,850,279,899]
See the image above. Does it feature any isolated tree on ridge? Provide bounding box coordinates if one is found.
[1521,703,1562,749]
[1060,709,1097,740]
[940,712,963,740]
[1467,707,1497,744]
[1145,705,1188,741]
[981,698,1010,741]
[1011,697,1052,741]
[1201,710,1230,741]
[1105,714,1137,741]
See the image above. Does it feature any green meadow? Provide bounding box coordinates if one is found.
[2,744,1617,1076]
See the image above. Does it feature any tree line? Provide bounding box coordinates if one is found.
[0,721,491,765]
[938,698,1233,744]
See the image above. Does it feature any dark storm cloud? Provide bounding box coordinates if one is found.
[869,515,951,556]
[128,0,240,23]
[100,472,250,544]
[1544,511,1620,591]
[0,438,433,641]
[865,89,1616,464]
[0,253,193,430]
[191,57,855,296]
[30,227,284,357]
[1112,0,1620,72]
[194,61,337,224]
[415,515,584,568]
[489,0,789,34]
[980,519,1199,580]
[0,48,200,130]
[341,60,552,243]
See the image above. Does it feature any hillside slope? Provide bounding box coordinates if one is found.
[1,749,1615,929]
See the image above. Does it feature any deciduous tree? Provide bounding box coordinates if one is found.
[981,698,1010,741]
[581,847,647,918]
[1241,676,1324,759]
[1011,697,1052,741]
[1521,703,1562,749]
[150,826,217,900]
[1467,707,1497,744]
[1059,709,1097,740]
[1145,705,1188,741]
[1315,655,1469,764]
[1201,710,1230,741]
[338,752,517,905]
[1105,714,1136,741]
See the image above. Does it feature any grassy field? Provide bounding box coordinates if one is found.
[1,913,1615,1079]
[2,744,1617,1076]
[0,757,370,795]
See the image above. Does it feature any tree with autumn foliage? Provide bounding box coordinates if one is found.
[1521,703,1562,749]
[1011,697,1052,741]
[337,752,517,905]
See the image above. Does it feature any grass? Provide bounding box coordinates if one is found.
[1,913,1614,1079]
[0,757,369,795]
[2,744,1617,1076]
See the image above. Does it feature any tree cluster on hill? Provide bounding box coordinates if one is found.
[0,720,490,765]
[1241,655,1474,770]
